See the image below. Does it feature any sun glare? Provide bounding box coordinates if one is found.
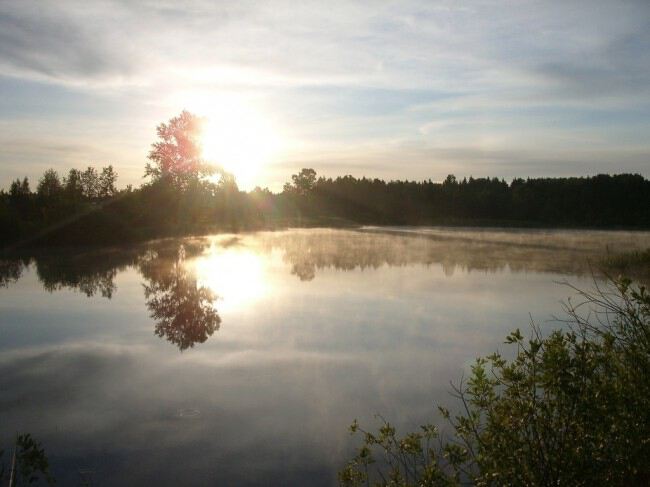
[193,247,268,313]
[194,98,280,189]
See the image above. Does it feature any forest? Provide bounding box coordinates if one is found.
[1,111,649,249]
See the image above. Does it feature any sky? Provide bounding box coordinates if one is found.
[1,0,649,191]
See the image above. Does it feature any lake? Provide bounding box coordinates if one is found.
[1,227,649,486]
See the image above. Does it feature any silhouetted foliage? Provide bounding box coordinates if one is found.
[0,162,121,247]
[291,170,649,228]
[63,168,84,204]
[9,177,31,205]
[285,167,317,196]
[144,110,214,190]
[36,169,62,201]
[81,166,99,199]
[99,165,118,198]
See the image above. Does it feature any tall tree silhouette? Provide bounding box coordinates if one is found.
[36,169,62,200]
[81,166,100,199]
[286,168,317,196]
[98,165,118,198]
[144,110,214,191]
[63,169,84,204]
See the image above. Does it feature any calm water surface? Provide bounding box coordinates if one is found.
[1,227,649,486]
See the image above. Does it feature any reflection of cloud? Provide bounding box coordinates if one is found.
[1,245,605,483]
[4,228,649,484]
[0,343,391,486]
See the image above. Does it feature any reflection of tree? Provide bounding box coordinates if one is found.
[0,258,27,287]
[10,239,208,300]
[2,251,127,295]
[0,433,55,485]
[38,262,119,298]
[140,246,221,351]
[291,261,316,281]
[34,250,137,298]
[2,239,220,351]
[257,229,650,280]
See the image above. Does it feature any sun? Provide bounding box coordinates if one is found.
[198,99,280,189]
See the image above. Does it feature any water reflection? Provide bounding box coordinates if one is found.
[194,249,267,311]
[1,228,649,350]
[2,228,649,292]
[140,246,221,351]
[1,228,650,486]
[0,240,222,350]
[256,228,650,278]
[0,258,26,287]
[34,248,139,297]
[37,255,121,298]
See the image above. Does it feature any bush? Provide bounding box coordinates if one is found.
[339,278,650,486]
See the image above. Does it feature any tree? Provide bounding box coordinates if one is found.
[9,179,20,198]
[8,177,31,215]
[9,177,30,200]
[19,177,30,196]
[36,169,62,200]
[215,171,238,192]
[81,166,99,199]
[99,165,118,198]
[289,168,317,196]
[63,169,84,202]
[442,174,457,188]
[144,110,213,191]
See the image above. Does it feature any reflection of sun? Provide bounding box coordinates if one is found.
[193,248,267,313]
[198,98,280,189]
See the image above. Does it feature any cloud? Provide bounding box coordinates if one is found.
[0,6,135,85]
[2,0,648,102]
[0,0,649,188]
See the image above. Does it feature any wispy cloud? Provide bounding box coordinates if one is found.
[1,0,649,188]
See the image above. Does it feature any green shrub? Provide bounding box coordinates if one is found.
[340,278,650,486]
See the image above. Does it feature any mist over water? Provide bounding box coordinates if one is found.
[1,228,649,486]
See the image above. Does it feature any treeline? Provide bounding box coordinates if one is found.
[0,170,271,247]
[282,169,650,227]
[1,165,121,244]
[2,168,649,248]
[1,110,648,249]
